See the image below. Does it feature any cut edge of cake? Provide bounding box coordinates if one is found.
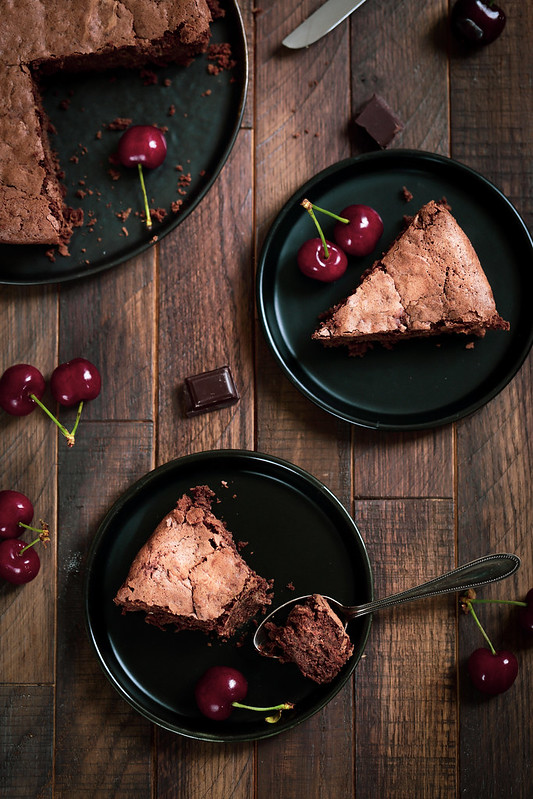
[312,200,510,356]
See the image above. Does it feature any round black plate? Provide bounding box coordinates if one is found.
[0,1,247,285]
[257,150,533,430]
[84,450,373,742]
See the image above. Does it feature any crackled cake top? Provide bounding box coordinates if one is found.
[0,0,212,245]
[313,201,509,345]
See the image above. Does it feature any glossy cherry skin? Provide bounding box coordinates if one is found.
[333,205,384,257]
[451,0,506,45]
[0,364,46,416]
[0,490,34,539]
[194,666,248,720]
[0,538,40,584]
[50,358,101,407]
[518,588,533,634]
[467,647,518,695]
[297,238,348,282]
[118,125,167,169]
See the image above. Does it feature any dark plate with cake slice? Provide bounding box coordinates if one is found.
[84,449,373,742]
[257,150,533,430]
[0,0,247,285]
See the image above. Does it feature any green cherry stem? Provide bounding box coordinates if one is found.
[467,598,527,608]
[301,199,330,259]
[308,202,349,225]
[18,521,49,536]
[231,700,294,723]
[29,393,76,447]
[462,599,496,655]
[19,526,50,555]
[137,163,153,229]
[69,401,84,441]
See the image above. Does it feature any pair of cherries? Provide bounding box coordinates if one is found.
[462,589,533,695]
[0,490,50,584]
[0,358,101,447]
[297,200,384,282]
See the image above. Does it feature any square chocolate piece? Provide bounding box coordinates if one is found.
[354,94,404,148]
[183,366,240,417]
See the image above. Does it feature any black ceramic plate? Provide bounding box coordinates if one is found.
[0,1,247,285]
[257,151,533,430]
[84,450,373,742]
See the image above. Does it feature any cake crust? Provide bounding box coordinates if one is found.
[0,0,212,246]
[113,485,273,639]
[312,201,509,356]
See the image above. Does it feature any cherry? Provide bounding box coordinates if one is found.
[451,0,506,45]
[518,588,533,634]
[0,490,34,539]
[0,364,45,416]
[333,205,384,257]
[298,199,348,282]
[467,647,518,695]
[50,358,101,407]
[195,666,248,720]
[194,666,294,722]
[118,125,167,229]
[297,238,348,282]
[0,523,50,585]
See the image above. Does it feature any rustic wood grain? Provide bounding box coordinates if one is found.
[0,685,54,799]
[0,285,58,683]
[354,499,457,799]
[53,422,154,798]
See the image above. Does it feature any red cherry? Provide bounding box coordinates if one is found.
[451,0,506,45]
[0,538,41,584]
[297,238,348,282]
[195,666,248,720]
[0,490,34,539]
[518,588,533,634]
[0,364,45,416]
[333,204,384,257]
[467,647,518,695]
[118,125,167,169]
[50,358,101,407]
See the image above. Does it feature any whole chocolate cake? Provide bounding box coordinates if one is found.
[113,485,273,639]
[263,594,354,684]
[312,201,509,356]
[0,0,214,248]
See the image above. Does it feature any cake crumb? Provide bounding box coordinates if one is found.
[401,185,413,202]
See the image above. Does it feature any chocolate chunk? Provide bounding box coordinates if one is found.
[354,94,404,148]
[183,366,240,417]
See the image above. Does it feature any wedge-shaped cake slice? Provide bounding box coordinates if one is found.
[114,485,272,639]
[312,201,509,356]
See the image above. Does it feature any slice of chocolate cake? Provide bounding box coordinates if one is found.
[263,594,354,684]
[114,485,273,639]
[0,0,214,248]
[312,201,510,356]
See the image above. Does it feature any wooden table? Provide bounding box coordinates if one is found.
[1,1,531,797]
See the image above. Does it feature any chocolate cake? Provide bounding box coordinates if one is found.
[312,201,509,356]
[0,0,214,247]
[263,594,354,684]
[113,485,273,638]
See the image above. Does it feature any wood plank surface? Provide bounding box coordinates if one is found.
[1,0,531,797]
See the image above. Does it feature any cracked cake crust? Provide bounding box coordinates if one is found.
[113,485,273,639]
[312,201,510,356]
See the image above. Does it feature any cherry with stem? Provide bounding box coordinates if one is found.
[297,199,348,282]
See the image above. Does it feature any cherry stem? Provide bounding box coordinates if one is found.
[18,526,50,555]
[307,202,349,225]
[18,521,49,535]
[232,701,294,713]
[301,199,329,259]
[138,163,152,229]
[30,394,75,446]
[463,599,496,655]
[467,598,527,608]
[69,401,84,440]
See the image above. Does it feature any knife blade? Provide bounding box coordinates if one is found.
[282,0,369,49]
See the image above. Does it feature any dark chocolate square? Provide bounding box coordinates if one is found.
[183,365,240,417]
[354,94,404,148]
